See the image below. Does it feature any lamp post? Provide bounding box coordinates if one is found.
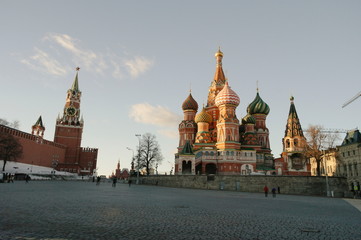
[135,134,142,184]
[323,150,331,197]
[126,147,134,171]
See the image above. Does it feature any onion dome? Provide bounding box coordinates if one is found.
[215,82,240,106]
[215,47,223,58]
[242,113,256,125]
[248,92,270,115]
[195,107,212,124]
[182,93,198,111]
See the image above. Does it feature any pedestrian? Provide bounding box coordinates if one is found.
[96,176,101,185]
[272,187,276,197]
[25,174,30,183]
[263,185,269,197]
[277,186,280,194]
[128,179,132,187]
[112,177,117,187]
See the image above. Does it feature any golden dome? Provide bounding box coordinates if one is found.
[195,107,212,124]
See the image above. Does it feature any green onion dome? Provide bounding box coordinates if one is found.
[215,82,240,107]
[195,107,212,124]
[248,92,270,115]
[182,93,198,111]
[242,113,256,124]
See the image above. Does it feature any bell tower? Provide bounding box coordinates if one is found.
[54,67,84,164]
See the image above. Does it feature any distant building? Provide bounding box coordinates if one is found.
[175,49,274,175]
[275,96,311,176]
[111,160,130,179]
[310,149,338,176]
[337,129,361,189]
[0,69,98,175]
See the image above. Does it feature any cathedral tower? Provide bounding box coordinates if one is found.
[248,90,271,151]
[178,92,198,150]
[206,48,227,141]
[194,107,212,145]
[54,68,84,164]
[215,81,240,150]
[278,96,310,175]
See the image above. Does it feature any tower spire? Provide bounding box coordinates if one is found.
[213,47,226,83]
[32,115,45,138]
[285,96,304,138]
[71,67,80,92]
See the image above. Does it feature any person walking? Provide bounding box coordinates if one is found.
[264,185,269,197]
[112,177,117,187]
[96,176,101,185]
[128,179,132,187]
[272,187,276,197]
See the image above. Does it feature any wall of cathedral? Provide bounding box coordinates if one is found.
[138,175,348,197]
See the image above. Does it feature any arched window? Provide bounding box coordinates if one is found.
[286,139,290,148]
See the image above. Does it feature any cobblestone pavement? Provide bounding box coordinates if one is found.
[1,181,361,240]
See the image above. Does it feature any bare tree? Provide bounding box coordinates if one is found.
[304,125,340,176]
[135,133,163,175]
[0,118,20,129]
[0,132,23,171]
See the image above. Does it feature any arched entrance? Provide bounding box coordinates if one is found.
[195,163,202,175]
[182,161,192,174]
[205,163,217,175]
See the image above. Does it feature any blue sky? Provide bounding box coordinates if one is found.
[1,1,361,175]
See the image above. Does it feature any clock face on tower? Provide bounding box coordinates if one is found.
[66,107,76,116]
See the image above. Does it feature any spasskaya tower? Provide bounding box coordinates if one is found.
[53,68,97,173]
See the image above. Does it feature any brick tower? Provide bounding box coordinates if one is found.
[54,68,84,165]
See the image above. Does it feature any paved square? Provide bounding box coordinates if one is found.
[1,181,360,240]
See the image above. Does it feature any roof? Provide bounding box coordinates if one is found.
[341,130,361,146]
[181,140,194,155]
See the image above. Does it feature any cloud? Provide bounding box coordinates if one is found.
[129,103,181,128]
[44,33,106,73]
[20,48,67,76]
[124,56,154,78]
[20,33,154,79]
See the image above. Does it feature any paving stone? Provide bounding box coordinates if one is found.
[0,181,360,240]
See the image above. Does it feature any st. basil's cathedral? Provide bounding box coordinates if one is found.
[175,49,310,176]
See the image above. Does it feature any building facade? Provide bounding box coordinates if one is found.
[175,49,274,175]
[0,69,98,175]
[310,149,338,177]
[336,129,361,190]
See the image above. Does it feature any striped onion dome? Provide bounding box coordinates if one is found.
[195,107,212,124]
[182,93,198,111]
[242,113,256,124]
[215,81,240,107]
[248,92,270,115]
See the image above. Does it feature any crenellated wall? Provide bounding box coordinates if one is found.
[136,175,349,198]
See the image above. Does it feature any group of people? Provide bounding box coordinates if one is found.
[93,175,133,187]
[2,173,14,183]
[263,185,280,197]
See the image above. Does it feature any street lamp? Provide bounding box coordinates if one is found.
[323,150,331,197]
[126,147,134,171]
[135,134,142,184]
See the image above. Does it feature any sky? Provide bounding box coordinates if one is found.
[1,1,361,176]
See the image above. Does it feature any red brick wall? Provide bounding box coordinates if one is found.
[1,125,66,168]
